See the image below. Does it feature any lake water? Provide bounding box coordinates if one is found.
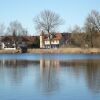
[0,54,100,100]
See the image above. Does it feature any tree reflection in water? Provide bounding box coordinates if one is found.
[39,59,60,93]
[85,60,100,93]
[60,59,100,93]
[0,58,100,94]
[0,59,39,85]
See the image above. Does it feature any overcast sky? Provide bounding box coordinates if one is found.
[0,0,100,35]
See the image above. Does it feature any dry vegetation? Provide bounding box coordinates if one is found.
[28,48,100,54]
[0,49,19,54]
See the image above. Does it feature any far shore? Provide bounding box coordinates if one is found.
[0,48,100,54]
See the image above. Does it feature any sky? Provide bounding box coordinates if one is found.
[0,0,100,35]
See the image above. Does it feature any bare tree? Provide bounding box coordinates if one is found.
[68,25,82,33]
[7,20,28,36]
[84,10,100,48]
[6,21,28,48]
[0,24,6,36]
[34,10,63,48]
[85,10,100,33]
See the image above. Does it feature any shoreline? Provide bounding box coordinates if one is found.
[27,48,100,54]
[0,49,19,54]
[0,48,100,54]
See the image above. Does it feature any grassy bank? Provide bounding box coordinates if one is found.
[0,48,100,54]
[0,49,19,54]
[28,48,100,54]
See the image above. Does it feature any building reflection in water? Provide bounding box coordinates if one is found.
[0,58,100,93]
[0,59,37,85]
[0,59,60,93]
[40,59,60,92]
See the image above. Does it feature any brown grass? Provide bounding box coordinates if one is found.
[28,48,100,54]
[0,49,20,54]
[0,48,100,54]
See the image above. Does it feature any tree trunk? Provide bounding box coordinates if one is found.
[90,31,93,48]
[48,31,52,48]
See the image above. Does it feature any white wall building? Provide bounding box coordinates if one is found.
[40,31,64,48]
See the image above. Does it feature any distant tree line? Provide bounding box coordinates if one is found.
[0,10,100,48]
[34,9,100,48]
[0,20,28,36]
[67,10,100,48]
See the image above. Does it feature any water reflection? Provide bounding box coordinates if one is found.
[0,58,100,95]
[40,59,60,92]
[61,59,100,93]
[39,59,100,93]
[0,60,39,85]
[85,60,100,93]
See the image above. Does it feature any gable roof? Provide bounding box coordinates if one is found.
[42,33,62,41]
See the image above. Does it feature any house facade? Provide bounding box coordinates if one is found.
[40,31,69,48]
